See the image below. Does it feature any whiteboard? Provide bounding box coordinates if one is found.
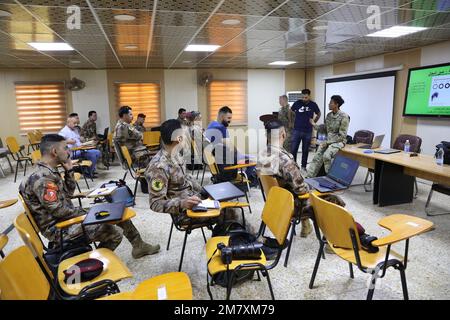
[325,74,396,146]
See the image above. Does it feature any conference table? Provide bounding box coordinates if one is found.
[339,145,450,207]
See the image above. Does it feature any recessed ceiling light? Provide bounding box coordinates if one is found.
[367,26,427,38]
[260,48,272,52]
[313,25,328,31]
[184,44,220,52]
[182,60,192,63]
[0,10,12,17]
[124,45,138,49]
[222,19,240,25]
[70,60,81,64]
[269,61,297,66]
[114,14,136,21]
[27,42,74,51]
[318,50,328,55]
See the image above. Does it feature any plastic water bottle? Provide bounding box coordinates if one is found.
[404,140,410,153]
[436,147,444,166]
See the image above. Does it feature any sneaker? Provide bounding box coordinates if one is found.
[300,219,313,238]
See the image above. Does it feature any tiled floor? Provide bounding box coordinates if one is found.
[1,154,449,300]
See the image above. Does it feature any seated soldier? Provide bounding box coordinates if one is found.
[114,106,152,168]
[19,134,160,259]
[80,110,99,142]
[133,113,147,133]
[307,95,350,178]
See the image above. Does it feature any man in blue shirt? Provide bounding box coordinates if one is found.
[290,89,321,170]
[205,106,232,144]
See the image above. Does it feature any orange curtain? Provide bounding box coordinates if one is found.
[208,81,247,125]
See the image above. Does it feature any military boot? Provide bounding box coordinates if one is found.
[131,235,160,259]
[300,218,313,238]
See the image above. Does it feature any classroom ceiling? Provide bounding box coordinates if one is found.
[0,0,449,69]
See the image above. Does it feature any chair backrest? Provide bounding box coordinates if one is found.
[261,187,294,246]
[393,134,422,153]
[103,127,109,138]
[353,130,374,144]
[203,147,219,175]
[310,193,360,250]
[34,130,43,140]
[31,149,42,164]
[0,246,50,300]
[113,140,127,170]
[120,146,133,169]
[18,193,41,234]
[143,131,161,145]
[27,131,40,145]
[258,173,280,200]
[6,136,21,154]
[14,212,45,258]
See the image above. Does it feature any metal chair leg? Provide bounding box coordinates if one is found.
[166,222,174,251]
[349,263,354,279]
[14,160,19,183]
[178,230,190,271]
[201,227,207,243]
[364,170,373,192]
[244,191,252,213]
[263,269,275,300]
[425,189,450,216]
[399,266,409,300]
[201,166,206,185]
[24,159,29,177]
[414,178,418,199]
[284,220,296,268]
[132,178,139,207]
[366,271,378,300]
[309,241,324,289]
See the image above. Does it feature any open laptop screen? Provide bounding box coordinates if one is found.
[327,155,359,186]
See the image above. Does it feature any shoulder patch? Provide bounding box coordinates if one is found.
[46,182,59,191]
[43,188,58,202]
[151,178,164,192]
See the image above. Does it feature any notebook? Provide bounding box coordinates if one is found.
[203,182,245,201]
[374,148,401,154]
[82,202,126,226]
[86,186,118,198]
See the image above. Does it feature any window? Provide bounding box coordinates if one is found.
[208,81,247,125]
[15,82,67,134]
[115,82,161,128]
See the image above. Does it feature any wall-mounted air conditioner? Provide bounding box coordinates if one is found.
[286,91,303,104]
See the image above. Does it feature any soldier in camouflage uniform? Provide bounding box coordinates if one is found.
[307,95,350,178]
[114,106,152,168]
[277,95,294,152]
[133,113,146,133]
[20,134,160,258]
[80,110,98,142]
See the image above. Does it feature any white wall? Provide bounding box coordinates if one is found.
[247,69,285,154]
[70,70,110,133]
[314,65,333,124]
[355,55,384,73]
[417,41,450,155]
[163,70,198,120]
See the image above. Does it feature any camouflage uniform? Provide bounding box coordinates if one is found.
[307,110,350,177]
[19,162,142,251]
[81,119,98,141]
[133,122,146,133]
[278,105,295,152]
[113,119,151,168]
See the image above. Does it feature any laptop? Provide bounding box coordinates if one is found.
[374,148,401,154]
[82,202,126,226]
[203,182,245,202]
[305,155,360,193]
[358,134,385,149]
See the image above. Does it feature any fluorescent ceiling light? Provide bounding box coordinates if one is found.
[222,19,240,25]
[182,60,192,63]
[114,14,136,21]
[124,45,138,49]
[367,26,427,38]
[318,50,328,55]
[313,25,328,31]
[0,10,12,17]
[27,42,74,51]
[184,44,220,52]
[70,60,81,64]
[269,61,297,66]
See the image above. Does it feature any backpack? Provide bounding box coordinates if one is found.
[436,141,450,165]
[210,220,257,288]
[139,177,149,194]
[99,180,134,207]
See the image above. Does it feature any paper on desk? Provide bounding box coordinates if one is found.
[87,186,118,197]
[199,199,220,209]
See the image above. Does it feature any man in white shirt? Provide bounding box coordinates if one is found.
[59,115,101,177]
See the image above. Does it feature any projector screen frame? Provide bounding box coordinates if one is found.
[403,62,450,118]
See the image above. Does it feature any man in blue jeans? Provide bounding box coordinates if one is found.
[290,89,321,170]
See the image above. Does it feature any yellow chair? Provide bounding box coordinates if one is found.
[26,131,41,152]
[309,192,434,300]
[34,129,43,140]
[0,234,8,259]
[14,212,134,298]
[206,186,294,300]
[203,147,253,213]
[143,131,161,148]
[120,146,146,206]
[0,242,193,300]
[5,136,32,183]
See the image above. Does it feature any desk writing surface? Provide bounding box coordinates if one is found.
[340,144,450,185]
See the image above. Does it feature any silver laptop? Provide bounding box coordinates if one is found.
[358,134,385,149]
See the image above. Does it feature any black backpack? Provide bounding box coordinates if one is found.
[436,141,450,165]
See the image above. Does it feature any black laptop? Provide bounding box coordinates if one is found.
[82,202,126,226]
[305,155,359,192]
[203,182,245,201]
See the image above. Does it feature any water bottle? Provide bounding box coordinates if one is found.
[404,140,410,153]
[436,147,444,166]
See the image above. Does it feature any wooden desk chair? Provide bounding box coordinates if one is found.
[425,183,450,216]
[309,192,434,300]
[143,131,161,149]
[203,147,253,213]
[0,234,7,259]
[206,187,294,300]
[5,136,32,183]
[27,131,41,153]
[0,241,192,300]
[120,146,145,206]
[34,129,43,140]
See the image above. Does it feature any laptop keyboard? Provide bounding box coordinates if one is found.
[315,177,338,189]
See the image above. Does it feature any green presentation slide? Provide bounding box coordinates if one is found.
[404,64,450,116]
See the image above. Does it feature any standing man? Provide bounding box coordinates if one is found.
[133,113,147,133]
[290,89,321,171]
[81,110,98,142]
[278,95,295,152]
[59,115,101,178]
[307,95,349,177]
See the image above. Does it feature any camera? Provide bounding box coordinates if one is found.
[217,242,263,265]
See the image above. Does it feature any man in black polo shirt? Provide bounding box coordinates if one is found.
[290,89,321,170]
